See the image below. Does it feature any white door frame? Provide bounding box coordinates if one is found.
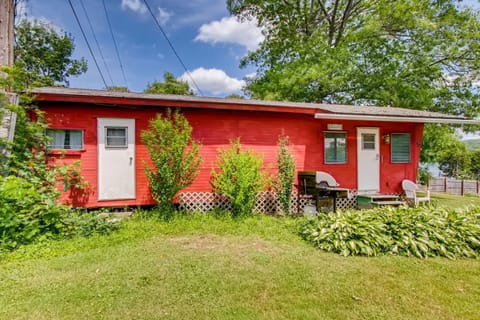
[97,118,136,201]
[357,127,380,193]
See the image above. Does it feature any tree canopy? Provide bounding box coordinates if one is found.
[105,86,130,93]
[228,0,480,118]
[13,20,88,90]
[144,72,194,95]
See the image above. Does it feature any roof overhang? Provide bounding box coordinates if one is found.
[29,88,480,125]
[314,113,480,125]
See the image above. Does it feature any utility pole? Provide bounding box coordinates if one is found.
[0,0,14,68]
[0,0,17,143]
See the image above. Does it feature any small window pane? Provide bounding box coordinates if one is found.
[391,133,411,163]
[362,133,375,150]
[46,129,83,150]
[106,127,127,147]
[324,132,347,164]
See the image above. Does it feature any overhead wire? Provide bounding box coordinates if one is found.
[78,0,114,86]
[67,0,108,88]
[101,0,129,88]
[142,0,204,96]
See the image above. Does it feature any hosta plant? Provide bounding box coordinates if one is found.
[300,205,480,259]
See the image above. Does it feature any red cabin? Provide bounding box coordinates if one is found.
[30,87,477,208]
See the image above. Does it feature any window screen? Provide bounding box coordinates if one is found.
[324,132,347,164]
[391,133,411,163]
[46,129,83,150]
[106,127,127,147]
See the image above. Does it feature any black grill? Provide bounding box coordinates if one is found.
[297,171,349,213]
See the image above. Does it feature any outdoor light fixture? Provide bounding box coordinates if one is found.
[383,134,391,144]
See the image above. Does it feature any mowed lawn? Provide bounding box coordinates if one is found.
[1,198,480,319]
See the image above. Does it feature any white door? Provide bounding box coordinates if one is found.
[357,127,380,193]
[98,118,135,200]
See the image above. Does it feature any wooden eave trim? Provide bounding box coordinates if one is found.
[32,93,318,115]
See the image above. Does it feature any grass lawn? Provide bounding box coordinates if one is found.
[431,192,480,210]
[1,210,480,320]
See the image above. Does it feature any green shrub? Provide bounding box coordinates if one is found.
[62,210,119,238]
[300,210,391,256]
[275,135,296,215]
[300,206,480,258]
[0,176,118,251]
[211,138,267,217]
[141,110,202,214]
[0,176,66,250]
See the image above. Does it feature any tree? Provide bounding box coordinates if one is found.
[437,141,472,178]
[470,149,480,179]
[13,20,87,90]
[228,0,480,165]
[105,86,130,93]
[228,1,480,115]
[144,72,194,95]
[141,110,202,212]
[225,93,244,99]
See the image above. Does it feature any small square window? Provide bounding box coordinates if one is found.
[362,133,376,150]
[46,129,83,150]
[106,127,127,148]
[324,132,347,164]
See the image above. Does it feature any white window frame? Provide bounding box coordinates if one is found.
[46,129,84,150]
[105,126,128,148]
[324,131,347,164]
[391,133,411,163]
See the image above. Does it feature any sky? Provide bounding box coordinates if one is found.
[20,0,264,97]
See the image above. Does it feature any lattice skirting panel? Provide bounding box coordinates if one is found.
[178,191,359,214]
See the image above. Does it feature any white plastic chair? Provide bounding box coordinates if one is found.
[402,179,430,206]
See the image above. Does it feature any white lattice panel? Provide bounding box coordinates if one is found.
[178,191,358,214]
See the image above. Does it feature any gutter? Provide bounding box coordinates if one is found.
[314,113,480,125]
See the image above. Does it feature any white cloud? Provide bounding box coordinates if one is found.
[15,1,28,20]
[121,0,147,14]
[157,7,172,25]
[179,68,245,95]
[195,16,264,51]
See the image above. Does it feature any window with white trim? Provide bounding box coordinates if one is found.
[105,127,127,148]
[46,129,83,150]
[391,133,411,163]
[324,132,347,164]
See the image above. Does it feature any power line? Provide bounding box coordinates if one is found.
[142,0,204,96]
[67,0,108,88]
[101,0,129,88]
[78,0,114,86]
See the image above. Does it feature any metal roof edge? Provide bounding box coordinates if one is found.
[30,87,477,123]
[314,113,480,124]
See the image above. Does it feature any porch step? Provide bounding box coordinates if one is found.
[357,194,402,209]
[371,200,406,207]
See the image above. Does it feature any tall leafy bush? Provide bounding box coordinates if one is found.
[275,135,295,215]
[141,110,202,212]
[0,176,66,250]
[211,138,266,217]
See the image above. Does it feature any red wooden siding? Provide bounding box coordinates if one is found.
[40,102,422,208]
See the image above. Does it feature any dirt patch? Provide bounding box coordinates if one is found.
[165,235,283,256]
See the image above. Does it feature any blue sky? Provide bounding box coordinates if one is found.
[20,0,263,96]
